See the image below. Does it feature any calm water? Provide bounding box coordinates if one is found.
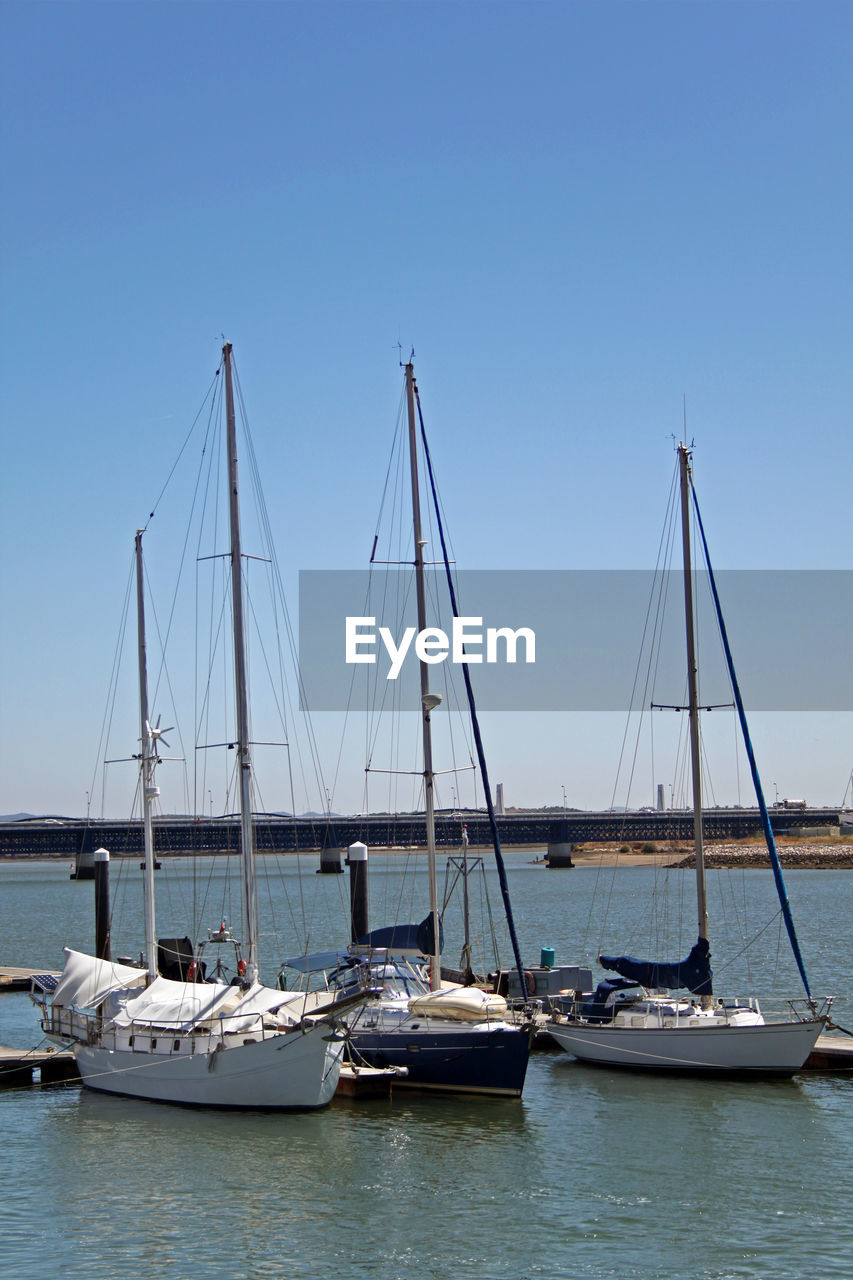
[2,853,851,1280]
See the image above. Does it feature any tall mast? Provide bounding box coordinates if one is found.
[460,824,471,976]
[135,530,158,977]
[223,343,259,984]
[678,444,711,1004]
[405,361,442,992]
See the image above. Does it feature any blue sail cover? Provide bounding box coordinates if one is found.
[600,936,713,996]
[581,978,639,1022]
[358,913,444,956]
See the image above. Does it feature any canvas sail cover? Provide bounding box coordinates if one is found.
[281,951,355,975]
[408,986,508,1022]
[52,948,148,1011]
[599,936,713,996]
[111,978,324,1033]
[358,913,444,956]
[112,975,239,1030]
[222,983,316,1031]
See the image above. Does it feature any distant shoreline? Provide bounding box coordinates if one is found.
[3,840,852,869]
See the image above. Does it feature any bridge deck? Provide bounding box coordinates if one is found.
[0,809,841,859]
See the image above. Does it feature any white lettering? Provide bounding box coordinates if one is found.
[346,617,537,676]
[486,626,536,664]
[346,617,377,664]
[415,628,450,663]
[452,617,483,664]
[378,625,416,680]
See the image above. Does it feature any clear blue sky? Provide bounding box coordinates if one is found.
[1,0,850,817]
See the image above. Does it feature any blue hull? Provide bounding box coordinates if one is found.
[347,1023,532,1097]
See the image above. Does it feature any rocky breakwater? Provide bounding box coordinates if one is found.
[676,842,853,870]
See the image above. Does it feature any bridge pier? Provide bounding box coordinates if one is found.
[545,841,574,868]
[318,846,344,873]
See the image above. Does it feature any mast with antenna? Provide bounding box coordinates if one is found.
[135,530,158,978]
[678,443,711,1009]
[223,342,259,984]
[404,360,442,992]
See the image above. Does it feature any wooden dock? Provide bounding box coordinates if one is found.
[0,1045,79,1087]
[334,1064,403,1099]
[804,1033,853,1071]
[0,966,60,992]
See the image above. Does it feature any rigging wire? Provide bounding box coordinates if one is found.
[589,456,681,959]
[88,549,136,820]
[84,344,359,972]
[414,377,526,992]
[690,475,814,998]
[141,367,222,535]
[229,355,358,948]
[232,360,330,818]
[606,460,680,813]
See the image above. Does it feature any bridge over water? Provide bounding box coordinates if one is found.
[0,807,841,860]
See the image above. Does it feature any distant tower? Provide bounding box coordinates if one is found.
[657,783,665,812]
[495,783,505,816]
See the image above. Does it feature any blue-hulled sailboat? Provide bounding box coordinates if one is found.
[336,361,534,1097]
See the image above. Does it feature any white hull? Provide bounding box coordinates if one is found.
[74,1024,344,1109]
[547,1016,825,1076]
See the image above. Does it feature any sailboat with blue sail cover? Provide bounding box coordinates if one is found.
[546,444,831,1076]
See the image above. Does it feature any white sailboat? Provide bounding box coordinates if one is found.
[37,343,354,1108]
[547,444,830,1076]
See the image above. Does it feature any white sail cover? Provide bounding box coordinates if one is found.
[112,975,240,1030]
[222,983,306,1032]
[52,948,148,1010]
[113,979,327,1033]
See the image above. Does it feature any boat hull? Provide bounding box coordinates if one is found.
[348,1021,532,1097]
[546,1016,826,1076]
[73,1025,345,1109]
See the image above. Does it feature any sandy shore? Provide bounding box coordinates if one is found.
[567,841,853,869]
